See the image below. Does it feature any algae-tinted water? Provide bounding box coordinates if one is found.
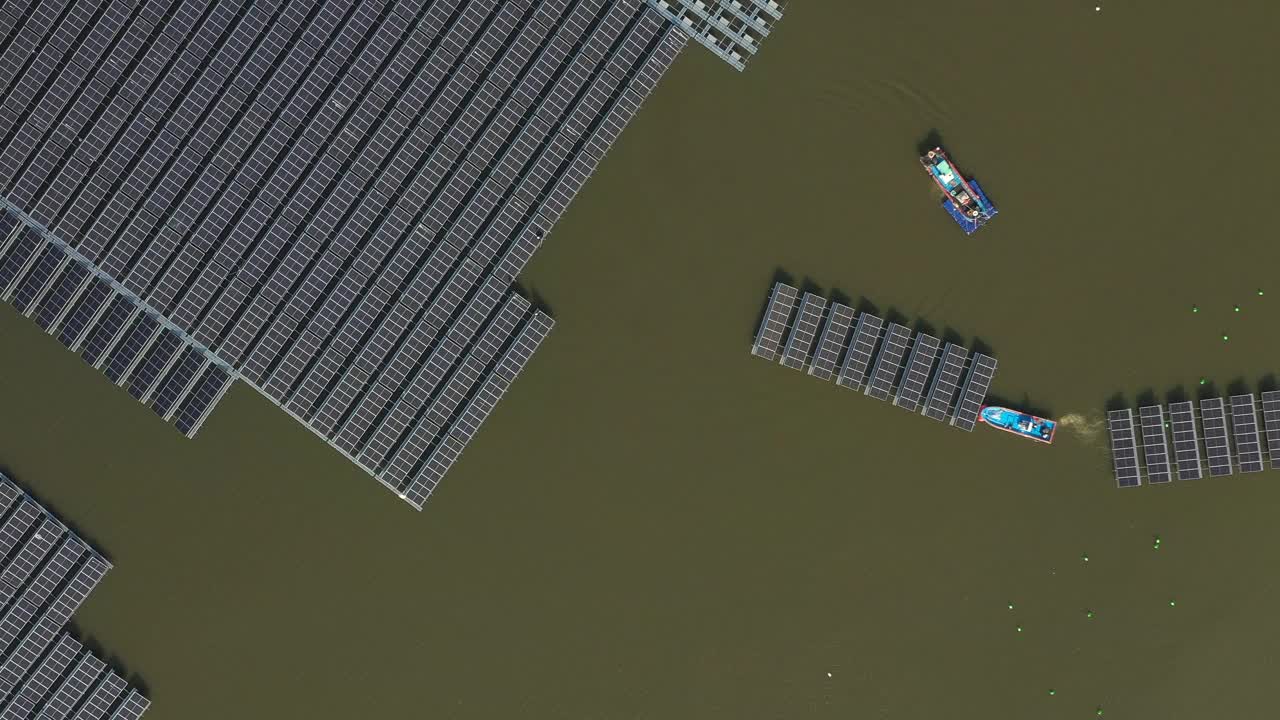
[3,2,1280,718]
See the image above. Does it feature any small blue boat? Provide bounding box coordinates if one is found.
[920,147,998,234]
[979,406,1056,444]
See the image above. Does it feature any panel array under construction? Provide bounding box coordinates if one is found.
[0,1,689,508]
[1107,393,1280,488]
[644,0,784,71]
[0,472,149,720]
[751,282,997,429]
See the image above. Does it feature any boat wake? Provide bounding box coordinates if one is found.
[1055,412,1106,447]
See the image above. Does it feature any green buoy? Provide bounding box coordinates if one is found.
[1086,610,1095,619]
[1199,377,1207,385]
[1223,334,1230,342]
[1048,689,1056,696]
[1007,602,1015,610]
[1235,305,1241,312]
[1081,552,1090,562]
[1169,599,1176,607]
[1192,305,1199,313]
[1016,625,1023,633]
[1097,707,1104,717]
[1259,289,1265,296]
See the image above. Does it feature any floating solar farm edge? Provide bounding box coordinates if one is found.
[1108,395,1280,487]
[0,472,150,720]
[751,281,996,429]
[0,1,709,508]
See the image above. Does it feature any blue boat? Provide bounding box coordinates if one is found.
[919,147,998,234]
[979,406,1056,444]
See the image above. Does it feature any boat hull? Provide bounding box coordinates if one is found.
[978,406,1055,444]
[920,147,998,235]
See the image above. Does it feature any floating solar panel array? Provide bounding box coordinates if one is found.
[1107,393,1280,488]
[0,1,690,508]
[645,0,784,71]
[751,282,997,429]
[0,473,150,720]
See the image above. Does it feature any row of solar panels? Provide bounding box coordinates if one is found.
[0,1,687,506]
[752,282,997,431]
[0,206,231,437]
[0,473,149,720]
[646,0,784,71]
[1109,392,1280,487]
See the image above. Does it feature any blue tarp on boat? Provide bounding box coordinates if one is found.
[942,180,997,235]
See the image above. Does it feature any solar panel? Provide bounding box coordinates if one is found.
[836,313,883,390]
[922,343,968,422]
[751,282,798,361]
[1108,409,1142,488]
[779,292,825,370]
[1229,394,1264,473]
[893,333,940,413]
[1139,405,1172,483]
[1200,397,1233,477]
[1261,390,1280,469]
[951,352,997,431]
[1168,400,1203,480]
[864,323,911,401]
[0,0,684,506]
[807,302,853,381]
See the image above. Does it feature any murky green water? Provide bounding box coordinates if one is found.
[4,2,1280,717]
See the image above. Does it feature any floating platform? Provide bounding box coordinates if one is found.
[751,282,997,430]
[942,180,998,235]
[0,472,150,719]
[1108,393,1280,487]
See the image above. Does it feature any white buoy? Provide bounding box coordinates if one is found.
[1095,5,1101,10]
[826,672,833,678]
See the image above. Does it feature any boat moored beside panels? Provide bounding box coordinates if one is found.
[836,313,883,390]
[1262,391,1280,469]
[922,343,968,422]
[1138,405,1172,483]
[779,292,826,370]
[1108,409,1142,488]
[807,302,853,381]
[1167,401,1203,481]
[1229,394,1264,473]
[950,353,997,431]
[893,333,940,413]
[864,323,910,401]
[1200,397,1233,477]
[751,282,799,360]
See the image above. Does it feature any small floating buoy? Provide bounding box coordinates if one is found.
[1259,289,1265,296]
[826,672,832,678]
[1016,625,1024,633]
[1097,707,1105,717]
[1192,305,1199,313]
[1169,599,1176,607]
[1223,334,1230,342]
[1234,305,1241,312]
[1048,689,1056,696]
[1199,377,1207,385]
[1081,552,1090,562]
[1007,601,1015,610]
[1086,610,1095,619]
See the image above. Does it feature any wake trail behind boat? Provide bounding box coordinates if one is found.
[1055,412,1105,447]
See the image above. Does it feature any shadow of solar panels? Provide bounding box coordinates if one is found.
[0,1,693,507]
[0,206,232,438]
[1108,391,1280,488]
[0,472,150,719]
[750,281,997,430]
